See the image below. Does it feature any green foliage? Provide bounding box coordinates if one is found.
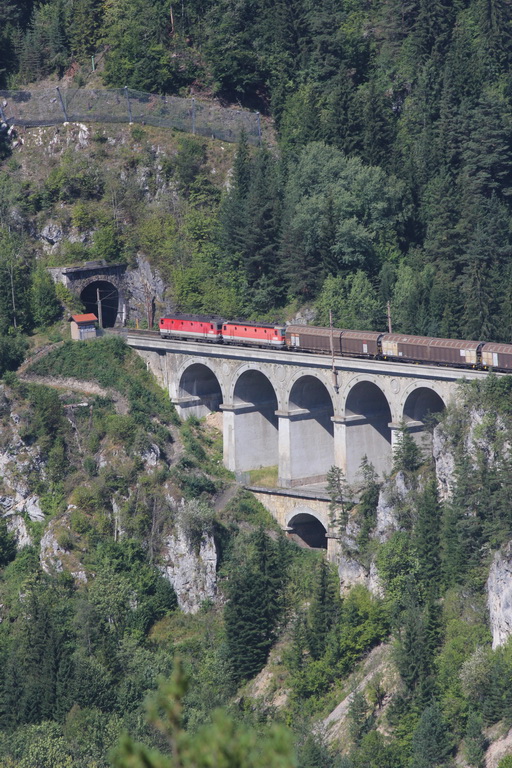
[393,422,422,473]
[326,465,351,529]
[225,527,289,685]
[0,517,17,567]
[31,265,61,328]
[410,704,453,768]
[289,584,388,700]
[111,661,296,768]
[0,334,28,376]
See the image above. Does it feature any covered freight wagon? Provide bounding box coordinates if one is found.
[285,325,342,354]
[340,330,382,357]
[481,343,512,371]
[381,334,481,366]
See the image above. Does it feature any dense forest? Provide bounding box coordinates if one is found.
[2,0,512,766]
[1,0,512,345]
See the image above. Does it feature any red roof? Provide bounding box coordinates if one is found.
[70,313,98,323]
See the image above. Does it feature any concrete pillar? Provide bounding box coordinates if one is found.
[277,411,292,487]
[221,402,278,476]
[221,404,236,471]
[326,533,342,563]
[342,414,393,484]
[277,408,334,488]
[332,417,347,477]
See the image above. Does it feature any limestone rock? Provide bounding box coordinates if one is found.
[338,554,368,594]
[487,542,512,649]
[5,514,32,549]
[159,524,217,613]
[40,524,65,574]
[433,423,456,501]
[374,472,407,542]
[126,254,171,321]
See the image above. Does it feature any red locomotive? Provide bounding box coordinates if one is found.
[159,315,222,342]
[222,321,286,347]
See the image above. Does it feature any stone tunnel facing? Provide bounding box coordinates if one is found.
[80,280,119,328]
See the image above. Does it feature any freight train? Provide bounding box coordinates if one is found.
[158,315,512,372]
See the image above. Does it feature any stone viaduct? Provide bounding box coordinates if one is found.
[126,332,490,488]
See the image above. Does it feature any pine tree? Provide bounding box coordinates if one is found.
[393,422,421,473]
[465,710,486,768]
[414,480,441,598]
[307,559,339,660]
[411,703,453,768]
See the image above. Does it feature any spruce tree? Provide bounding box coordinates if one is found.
[414,479,441,598]
[464,710,486,768]
[411,703,452,768]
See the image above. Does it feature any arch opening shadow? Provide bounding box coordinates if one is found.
[80,280,119,328]
[179,363,223,419]
[286,376,334,486]
[403,387,446,453]
[345,381,392,483]
[232,370,278,472]
[288,512,327,549]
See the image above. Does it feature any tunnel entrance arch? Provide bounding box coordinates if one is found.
[283,375,334,487]
[287,511,327,549]
[80,280,119,328]
[344,380,392,483]
[402,386,446,453]
[178,363,223,419]
[230,369,279,474]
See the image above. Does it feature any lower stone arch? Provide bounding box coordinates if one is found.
[80,279,119,327]
[287,507,327,549]
[344,380,392,483]
[178,363,223,419]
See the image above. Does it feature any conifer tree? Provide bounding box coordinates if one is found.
[307,558,339,660]
[411,703,452,768]
[414,479,441,598]
[464,710,486,768]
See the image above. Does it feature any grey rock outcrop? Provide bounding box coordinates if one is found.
[375,471,407,542]
[5,514,32,549]
[126,254,171,320]
[487,543,512,649]
[40,524,65,574]
[159,522,217,613]
[433,423,456,501]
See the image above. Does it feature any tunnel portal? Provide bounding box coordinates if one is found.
[80,280,119,328]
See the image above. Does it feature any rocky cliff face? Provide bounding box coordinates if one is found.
[337,471,407,596]
[0,385,44,549]
[159,522,217,614]
[487,543,512,650]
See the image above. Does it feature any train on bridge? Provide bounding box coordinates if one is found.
[158,314,512,372]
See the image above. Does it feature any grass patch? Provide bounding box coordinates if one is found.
[248,465,278,487]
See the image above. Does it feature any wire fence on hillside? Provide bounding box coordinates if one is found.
[0,87,261,145]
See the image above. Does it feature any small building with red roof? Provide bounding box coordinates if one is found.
[69,313,98,341]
